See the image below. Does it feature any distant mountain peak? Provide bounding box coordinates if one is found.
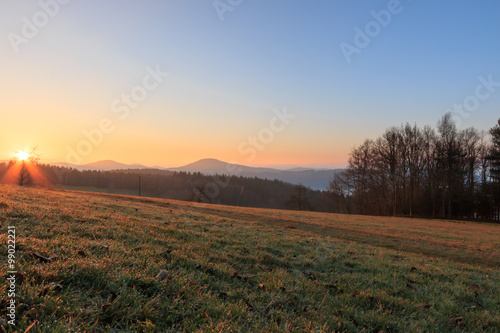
[46,158,344,190]
[166,158,344,190]
[198,158,223,162]
[186,158,228,166]
[84,160,121,166]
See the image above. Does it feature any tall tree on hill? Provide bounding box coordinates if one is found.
[435,113,464,218]
[476,136,493,219]
[459,128,481,218]
[17,162,33,186]
[349,139,381,214]
[375,128,400,216]
[421,125,438,217]
[489,119,500,182]
[403,123,424,217]
[488,118,500,219]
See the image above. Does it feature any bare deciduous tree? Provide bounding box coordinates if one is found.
[329,114,499,221]
[14,146,40,187]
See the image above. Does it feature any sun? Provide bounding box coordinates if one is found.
[15,150,30,161]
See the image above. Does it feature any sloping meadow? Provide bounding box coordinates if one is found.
[0,185,498,332]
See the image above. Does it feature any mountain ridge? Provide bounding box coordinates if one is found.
[32,158,343,190]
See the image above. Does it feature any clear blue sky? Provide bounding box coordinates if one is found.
[1,0,499,167]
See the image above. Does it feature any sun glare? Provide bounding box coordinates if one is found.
[15,150,30,161]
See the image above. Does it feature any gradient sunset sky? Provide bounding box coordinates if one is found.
[1,0,499,168]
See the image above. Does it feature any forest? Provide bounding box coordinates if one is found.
[0,163,328,212]
[329,114,500,221]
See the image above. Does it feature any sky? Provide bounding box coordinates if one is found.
[1,0,499,168]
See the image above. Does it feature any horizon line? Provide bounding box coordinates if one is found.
[1,158,348,170]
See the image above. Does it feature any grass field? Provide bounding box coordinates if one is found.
[0,184,499,332]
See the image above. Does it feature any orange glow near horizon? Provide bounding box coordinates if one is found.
[0,145,348,169]
[0,160,51,187]
[0,162,22,185]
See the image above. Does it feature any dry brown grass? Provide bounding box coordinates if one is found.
[65,187,500,268]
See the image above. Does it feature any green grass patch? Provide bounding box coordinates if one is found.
[0,185,498,332]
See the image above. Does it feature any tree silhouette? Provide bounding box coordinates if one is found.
[329,115,499,221]
[489,119,500,182]
[488,119,500,219]
[13,146,40,187]
[17,163,33,186]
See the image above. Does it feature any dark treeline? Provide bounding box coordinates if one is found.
[329,114,500,221]
[0,163,330,211]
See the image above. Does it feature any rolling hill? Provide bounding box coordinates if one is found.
[0,184,498,331]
